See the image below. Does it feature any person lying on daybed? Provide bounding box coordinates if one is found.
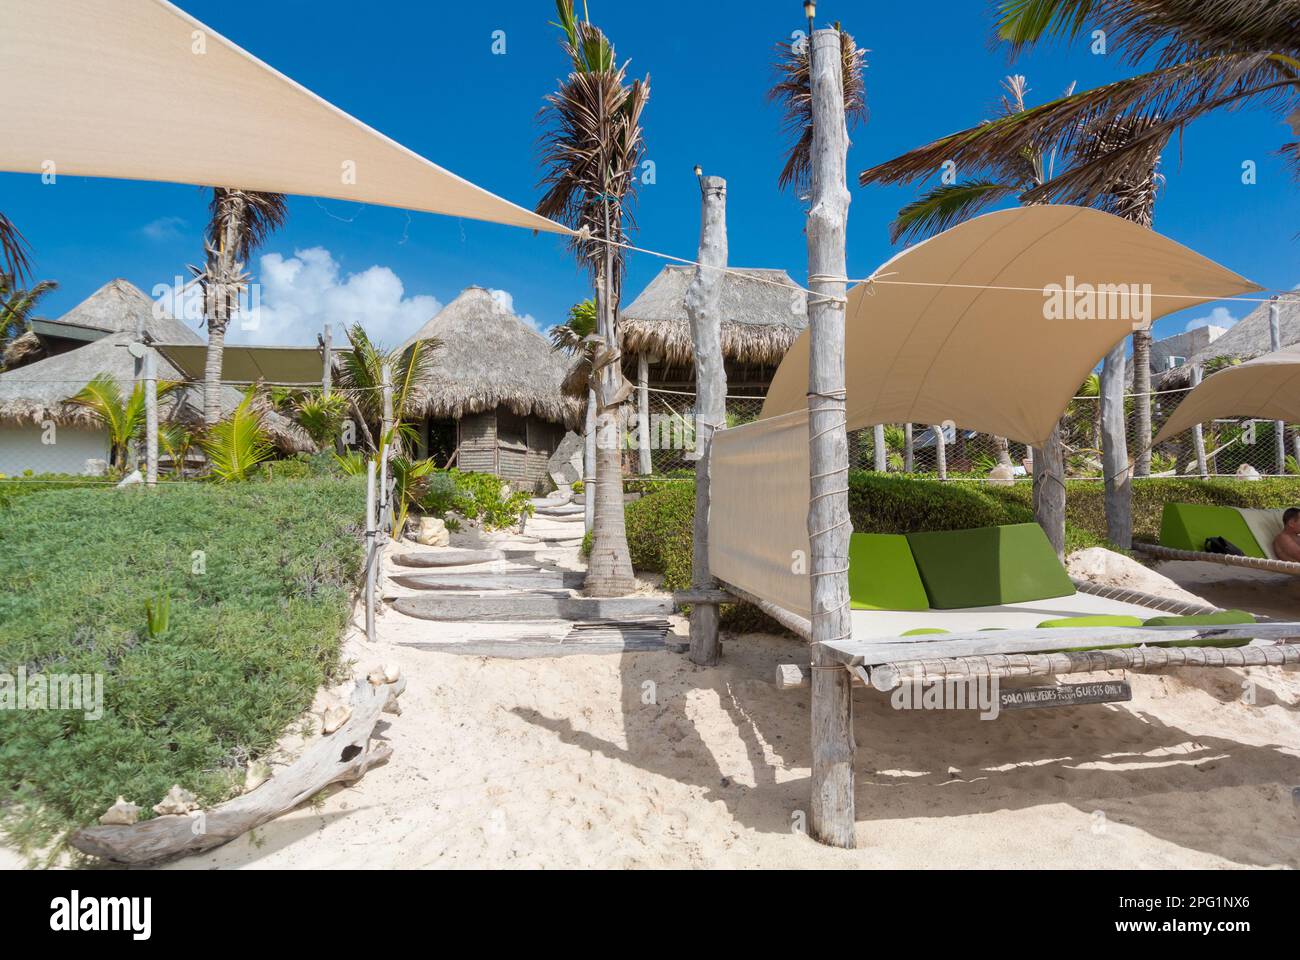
[1273,508,1300,562]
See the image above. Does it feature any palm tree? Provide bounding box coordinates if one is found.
[865,1,1297,208]
[195,189,288,425]
[201,390,275,482]
[0,213,32,285]
[536,1,649,597]
[66,373,179,471]
[1,275,57,368]
[336,323,441,455]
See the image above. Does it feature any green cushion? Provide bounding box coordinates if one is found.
[1037,615,1144,629]
[1141,609,1256,648]
[848,533,930,611]
[905,523,1076,610]
[900,627,947,636]
[1159,503,1265,558]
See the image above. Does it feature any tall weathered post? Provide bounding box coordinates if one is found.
[1101,341,1132,547]
[322,323,333,395]
[806,26,855,849]
[903,423,913,472]
[873,424,886,472]
[1269,296,1285,474]
[144,348,159,487]
[932,423,948,480]
[686,174,728,666]
[1033,424,1066,558]
[637,353,653,475]
[1190,364,1208,478]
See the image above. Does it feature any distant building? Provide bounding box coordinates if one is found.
[1149,324,1227,374]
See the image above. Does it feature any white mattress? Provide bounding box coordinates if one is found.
[850,592,1162,643]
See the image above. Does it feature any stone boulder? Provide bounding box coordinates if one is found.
[548,431,585,487]
[413,516,450,547]
[1236,463,1262,481]
[987,463,1015,487]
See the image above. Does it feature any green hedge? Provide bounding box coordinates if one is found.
[0,476,365,861]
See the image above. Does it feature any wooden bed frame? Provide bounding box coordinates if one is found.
[1132,541,1300,576]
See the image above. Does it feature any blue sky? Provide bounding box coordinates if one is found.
[3,0,1296,347]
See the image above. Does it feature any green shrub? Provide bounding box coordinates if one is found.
[0,474,111,511]
[417,469,533,531]
[0,476,364,860]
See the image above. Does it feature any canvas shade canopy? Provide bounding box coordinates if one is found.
[760,205,1260,448]
[0,0,570,236]
[1151,343,1300,447]
[154,344,349,386]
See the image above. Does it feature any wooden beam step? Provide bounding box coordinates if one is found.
[389,571,586,592]
[391,548,504,568]
[391,594,675,623]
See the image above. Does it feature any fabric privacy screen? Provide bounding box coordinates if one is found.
[707,410,812,618]
[0,0,569,236]
[1151,343,1300,447]
[760,206,1258,447]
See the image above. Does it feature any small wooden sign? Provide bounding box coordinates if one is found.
[998,680,1132,711]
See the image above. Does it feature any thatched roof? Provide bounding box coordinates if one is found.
[0,331,312,452]
[619,265,808,368]
[50,278,203,343]
[1157,294,1300,388]
[401,286,580,428]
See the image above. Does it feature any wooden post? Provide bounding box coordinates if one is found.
[1101,340,1131,548]
[932,424,947,480]
[873,424,886,472]
[584,389,596,531]
[380,363,394,538]
[364,460,377,640]
[806,27,855,850]
[903,423,913,472]
[1190,364,1208,478]
[1269,297,1286,474]
[686,174,728,666]
[637,352,653,475]
[144,348,158,487]
[322,323,333,396]
[1032,422,1066,557]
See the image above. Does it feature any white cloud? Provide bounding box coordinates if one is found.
[1184,305,1239,333]
[141,216,187,242]
[488,288,547,334]
[233,247,441,347]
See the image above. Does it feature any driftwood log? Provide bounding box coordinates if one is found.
[70,676,405,865]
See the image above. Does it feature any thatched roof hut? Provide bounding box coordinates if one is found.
[1157,294,1300,388]
[3,278,202,369]
[402,286,580,428]
[0,331,312,452]
[620,265,807,369]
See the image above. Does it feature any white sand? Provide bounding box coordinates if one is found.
[9,545,1298,870]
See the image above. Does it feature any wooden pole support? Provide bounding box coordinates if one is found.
[806,28,855,849]
[1189,364,1208,478]
[637,352,652,475]
[364,459,377,641]
[687,174,728,667]
[143,348,158,487]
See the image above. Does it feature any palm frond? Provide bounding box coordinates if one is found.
[200,390,274,482]
[889,180,1020,244]
[769,25,869,195]
[0,213,33,286]
[207,189,289,262]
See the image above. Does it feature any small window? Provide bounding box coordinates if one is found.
[497,411,528,451]
[1167,356,1186,369]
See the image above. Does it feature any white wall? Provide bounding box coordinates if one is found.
[0,424,110,475]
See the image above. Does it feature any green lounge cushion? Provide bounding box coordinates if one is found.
[1037,614,1144,628]
[1142,609,1255,648]
[848,533,930,611]
[905,523,1075,610]
[1159,503,1265,558]
[900,627,947,636]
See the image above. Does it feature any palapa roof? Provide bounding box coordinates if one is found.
[0,331,312,452]
[1157,294,1300,387]
[401,286,579,429]
[48,278,203,343]
[619,265,808,368]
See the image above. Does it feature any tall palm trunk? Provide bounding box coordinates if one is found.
[203,196,243,425]
[1131,328,1152,475]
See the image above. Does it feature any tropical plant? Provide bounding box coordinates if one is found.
[193,189,288,425]
[294,391,349,449]
[0,212,32,284]
[336,323,440,455]
[159,423,200,477]
[65,373,180,470]
[548,298,598,355]
[145,591,171,639]
[333,450,370,476]
[0,274,57,363]
[200,391,274,482]
[768,23,869,195]
[389,456,435,539]
[535,0,649,596]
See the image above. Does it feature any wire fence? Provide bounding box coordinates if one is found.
[630,385,1300,480]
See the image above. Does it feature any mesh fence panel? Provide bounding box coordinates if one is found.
[629,386,1300,480]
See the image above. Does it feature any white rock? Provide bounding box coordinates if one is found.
[83,458,109,477]
[413,516,450,547]
[99,796,141,826]
[244,760,272,793]
[1236,463,1262,480]
[152,784,199,816]
[987,463,1015,487]
[116,469,143,488]
[322,703,352,734]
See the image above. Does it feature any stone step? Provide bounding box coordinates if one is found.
[391,547,504,568]
[391,594,675,623]
[533,504,586,517]
[397,618,675,657]
[389,570,587,592]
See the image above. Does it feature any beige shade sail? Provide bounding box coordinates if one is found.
[154,343,348,385]
[760,205,1260,447]
[0,0,569,236]
[1151,344,1300,448]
